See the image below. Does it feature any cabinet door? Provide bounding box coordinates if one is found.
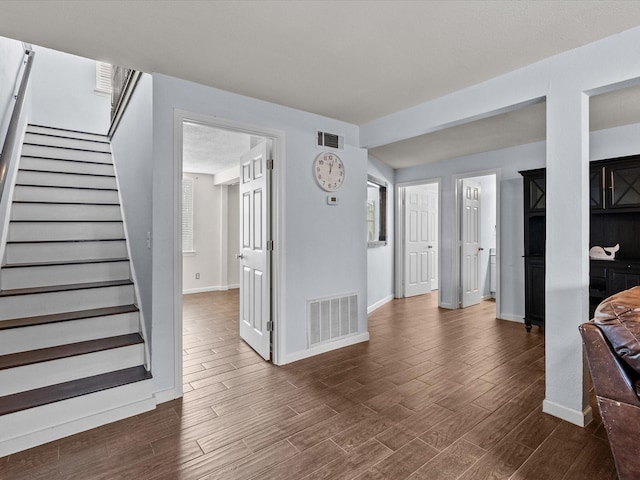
[525,174,546,212]
[608,163,640,209]
[525,259,545,325]
[590,166,604,210]
[608,267,640,296]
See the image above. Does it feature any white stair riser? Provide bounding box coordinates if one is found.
[0,284,135,320]
[0,379,154,456]
[0,344,145,396]
[1,261,131,290]
[20,145,112,164]
[21,157,114,176]
[11,203,122,221]
[23,133,111,153]
[8,222,124,242]
[0,312,139,355]
[13,185,119,204]
[4,240,128,264]
[17,170,117,190]
[26,125,108,143]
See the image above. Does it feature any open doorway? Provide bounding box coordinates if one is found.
[176,112,284,395]
[454,171,499,314]
[395,180,440,300]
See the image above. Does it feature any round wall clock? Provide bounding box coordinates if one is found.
[314,151,345,191]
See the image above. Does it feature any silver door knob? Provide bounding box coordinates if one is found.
[235,254,244,260]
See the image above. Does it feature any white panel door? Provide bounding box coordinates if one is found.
[405,185,434,297]
[239,141,271,360]
[461,179,482,308]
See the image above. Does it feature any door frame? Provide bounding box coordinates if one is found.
[173,110,286,395]
[395,177,442,305]
[452,169,501,313]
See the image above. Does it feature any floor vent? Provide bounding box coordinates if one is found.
[308,293,358,347]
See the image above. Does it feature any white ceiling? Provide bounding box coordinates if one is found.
[182,123,250,175]
[1,1,640,168]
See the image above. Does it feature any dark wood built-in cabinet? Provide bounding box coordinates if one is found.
[520,169,546,332]
[521,154,640,332]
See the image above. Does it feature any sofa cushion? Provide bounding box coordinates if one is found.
[593,286,640,373]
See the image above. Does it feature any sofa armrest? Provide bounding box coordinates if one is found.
[579,323,640,407]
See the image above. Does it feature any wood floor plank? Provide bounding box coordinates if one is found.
[370,438,439,479]
[408,439,486,480]
[303,439,392,480]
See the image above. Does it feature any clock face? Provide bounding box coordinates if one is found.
[314,152,345,191]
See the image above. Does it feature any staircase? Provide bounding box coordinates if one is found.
[0,124,154,456]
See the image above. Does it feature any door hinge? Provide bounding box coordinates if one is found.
[267,239,274,251]
[267,158,274,170]
[267,321,274,331]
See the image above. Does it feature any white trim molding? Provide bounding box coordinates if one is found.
[367,295,393,314]
[543,399,593,427]
[285,333,369,365]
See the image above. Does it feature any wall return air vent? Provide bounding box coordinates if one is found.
[317,130,344,150]
[307,293,358,347]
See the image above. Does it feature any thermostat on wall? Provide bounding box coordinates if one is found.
[327,195,339,205]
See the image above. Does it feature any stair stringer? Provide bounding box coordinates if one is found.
[110,147,151,371]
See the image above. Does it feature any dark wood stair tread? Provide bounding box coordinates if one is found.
[28,124,109,139]
[0,366,151,416]
[0,333,143,370]
[0,279,133,297]
[20,155,113,166]
[23,142,111,155]
[3,257,129,269]
[15,183,117,191]
[25,131,110,145]
[0,304,139,331]
[18,168,115,178]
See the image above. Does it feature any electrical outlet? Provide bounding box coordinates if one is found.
[195,273,200,279]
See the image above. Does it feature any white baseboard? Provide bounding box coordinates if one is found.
[367,295,394,314]
[497,313,524,323]
[153,386,181,404]
[543,399,593,427]
[284,332,370,365]
[183,284,239,295]
[439,302,455,309]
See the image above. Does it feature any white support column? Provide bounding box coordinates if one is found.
[543,85,592,426]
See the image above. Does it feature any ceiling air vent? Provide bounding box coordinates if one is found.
[317,131,344,150]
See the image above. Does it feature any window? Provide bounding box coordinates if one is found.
[367,175,387,247]
[182,177,195,253]
[95,61,112,94]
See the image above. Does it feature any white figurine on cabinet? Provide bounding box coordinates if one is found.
[589,243,620,261]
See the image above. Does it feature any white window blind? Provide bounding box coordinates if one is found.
[182,177,195,253]
[95,61,112,94]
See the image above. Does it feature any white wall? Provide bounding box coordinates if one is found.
[182,173,240,293]
[0,36,26,150]
[30,46,110,134]
[367,155,395,312]
[150,74,367,394]
[110,74,153,342]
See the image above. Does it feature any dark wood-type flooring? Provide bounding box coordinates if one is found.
[0,291,617,479]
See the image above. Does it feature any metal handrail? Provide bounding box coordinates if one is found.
[108,66,141,138]
[0,48,34,198]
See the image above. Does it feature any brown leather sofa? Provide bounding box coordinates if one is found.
[580,286,640,480]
